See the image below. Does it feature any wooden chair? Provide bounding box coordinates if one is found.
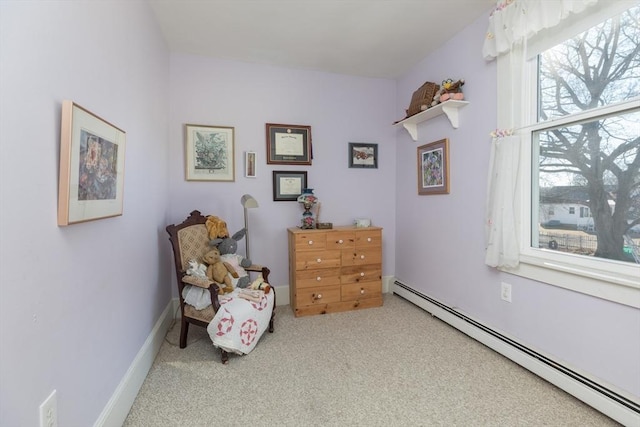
[166,210,275,363]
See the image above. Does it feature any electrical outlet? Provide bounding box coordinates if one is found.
[501,282,512,303]
[39,390,58,427]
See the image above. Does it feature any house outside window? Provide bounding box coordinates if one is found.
[497,3,640,306]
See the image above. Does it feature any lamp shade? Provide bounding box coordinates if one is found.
[241,194,259,209]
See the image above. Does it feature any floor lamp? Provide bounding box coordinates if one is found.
[240,194,259,260]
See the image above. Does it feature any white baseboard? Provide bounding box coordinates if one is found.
[392,280,640,427]
[93,299,175,427]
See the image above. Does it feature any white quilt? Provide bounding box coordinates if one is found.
[206,288,274,355]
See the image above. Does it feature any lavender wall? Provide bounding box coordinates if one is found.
[394,13,640,399]
[0,1,170,425]
[168,55,397,291]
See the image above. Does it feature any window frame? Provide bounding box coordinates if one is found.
[495,4,640,308]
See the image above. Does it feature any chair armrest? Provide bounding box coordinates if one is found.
[181,274,215,289]
[245,265,271,285]
[180,272,222,311]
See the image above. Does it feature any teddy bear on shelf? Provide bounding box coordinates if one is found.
[202,247,238,294]
[210,228,252,289]
[431,78,465,106]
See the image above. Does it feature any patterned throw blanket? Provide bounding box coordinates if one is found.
[207,288,274,355]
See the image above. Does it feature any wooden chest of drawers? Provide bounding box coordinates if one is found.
[288,226,383,317]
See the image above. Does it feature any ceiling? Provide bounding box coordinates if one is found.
[149,0,493,79]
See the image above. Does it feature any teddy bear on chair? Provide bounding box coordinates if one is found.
[202,247,238,294]
[210,228,253,289]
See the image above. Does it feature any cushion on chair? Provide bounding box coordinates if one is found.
[182,275,214,288]
[184,303,216,323]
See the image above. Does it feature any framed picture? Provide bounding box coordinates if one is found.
[245,151,257,178]
[58,101,126,226]
[348,142,378,168]
[266,123,312,165]
[272,170,307,201]
[185,124,235,181]
[417,138,450,195]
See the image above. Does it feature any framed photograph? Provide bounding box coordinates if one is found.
[185,124,235,181]
[58,101,126,226]
[272,170,307,201]
[266,123,312,165]
[417,138,450,195]
[348,142,378,168]
[245,151,257,178]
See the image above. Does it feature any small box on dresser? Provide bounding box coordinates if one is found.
[288,226,383,317]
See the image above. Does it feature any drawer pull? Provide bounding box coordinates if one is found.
[316,258,322,263]
[316,276,321,281]
[338,239,344,244]
[367,237,372,242]
[360,255,365,259]
[360,272,365,277]
[313,293,323,300]
[360,288,365,294]
[308,240,314,245]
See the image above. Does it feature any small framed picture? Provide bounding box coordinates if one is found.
[245,151,257,178]
[266,123,312,165]
[417,138,450,195]
[58,101,127,226]
[348,142,378,168]
[272,170,308,201]
[184,124,235,181]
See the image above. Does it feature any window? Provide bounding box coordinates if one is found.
[497,4,640,307]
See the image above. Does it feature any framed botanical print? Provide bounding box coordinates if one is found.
[417,138,450,195]
[266,123,312,165]
[185,124,235,181]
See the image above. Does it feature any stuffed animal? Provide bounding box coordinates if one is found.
[249,274,271,294]
[205,215,230,240]
[431,78,465,106]
[202,248,238,294]
[210,228,252,289]
[186,259,207,279]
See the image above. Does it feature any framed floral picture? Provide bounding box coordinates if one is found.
[417,138,449,195]
[58,100,126,226]
[185,124,235,181]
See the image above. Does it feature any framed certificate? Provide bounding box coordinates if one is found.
[266,123,312,165]
[272,170,308,201]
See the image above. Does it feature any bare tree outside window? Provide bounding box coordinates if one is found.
[535,6,640,263]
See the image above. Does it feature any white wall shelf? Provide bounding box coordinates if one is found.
[394,100,469,141]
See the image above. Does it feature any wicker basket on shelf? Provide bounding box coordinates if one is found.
[405,81,439,117]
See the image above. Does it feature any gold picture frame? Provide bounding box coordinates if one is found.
[185,124,235,181]
[58,101,126,226]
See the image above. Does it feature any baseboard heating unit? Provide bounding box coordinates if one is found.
[393,280,640,427]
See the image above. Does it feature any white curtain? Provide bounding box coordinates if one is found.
[485,135,521,268]
[482,0,599,60]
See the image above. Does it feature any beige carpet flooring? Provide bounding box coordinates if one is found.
[124,294,619,426]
